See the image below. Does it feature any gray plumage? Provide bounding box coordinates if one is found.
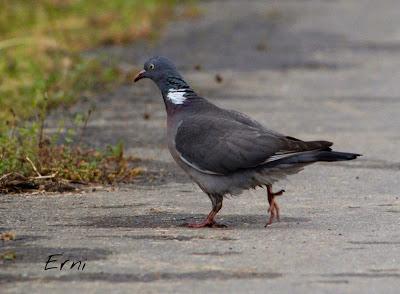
[134,56,361,227]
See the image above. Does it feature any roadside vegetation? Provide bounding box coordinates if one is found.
[0,0,195,192]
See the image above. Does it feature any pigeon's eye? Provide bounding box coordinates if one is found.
[149,63,155,70]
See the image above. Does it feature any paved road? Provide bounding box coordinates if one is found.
[1,0,400,293]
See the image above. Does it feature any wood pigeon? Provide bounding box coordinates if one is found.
[134,56,361,228]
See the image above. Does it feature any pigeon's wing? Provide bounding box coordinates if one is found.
[175,114,332,175]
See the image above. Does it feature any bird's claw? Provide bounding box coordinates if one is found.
[273,189,285,196]
[211,223,228,228]
[187,221,227,228]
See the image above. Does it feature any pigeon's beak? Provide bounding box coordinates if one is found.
[134,69,147,82]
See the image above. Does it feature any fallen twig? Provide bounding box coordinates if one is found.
[25,156,41,177]
[0,173,14,182]
[29,174,57,180]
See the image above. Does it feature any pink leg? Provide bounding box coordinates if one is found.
[187,194,226,228]
[265,186,285,227]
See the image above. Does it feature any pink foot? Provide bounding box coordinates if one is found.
[187,220,227,228]
[265,187,285,227]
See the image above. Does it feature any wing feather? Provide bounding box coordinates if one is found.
[175,109,332,175]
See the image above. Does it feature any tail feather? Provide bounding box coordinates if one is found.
[310,150,361,162]
[261,150,361,168]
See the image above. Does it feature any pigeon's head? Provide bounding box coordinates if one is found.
[134,56,182,85]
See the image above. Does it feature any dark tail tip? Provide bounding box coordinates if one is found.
[318,151,362,161]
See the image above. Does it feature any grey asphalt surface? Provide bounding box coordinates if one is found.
[1,0,400,293]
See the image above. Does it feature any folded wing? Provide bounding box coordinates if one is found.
[175,114,332,175]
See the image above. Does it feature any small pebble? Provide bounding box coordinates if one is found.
[256,42,268,51]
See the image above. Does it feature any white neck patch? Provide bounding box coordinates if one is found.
[167,89,187,105]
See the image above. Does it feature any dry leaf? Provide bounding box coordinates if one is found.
[0,232,16,241]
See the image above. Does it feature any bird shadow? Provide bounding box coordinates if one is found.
[76,212,310,230]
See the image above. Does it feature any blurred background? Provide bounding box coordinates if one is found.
[1,0,399,189]
[0,0,197,187]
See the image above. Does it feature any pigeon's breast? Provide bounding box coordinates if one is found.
[166,118,186,168]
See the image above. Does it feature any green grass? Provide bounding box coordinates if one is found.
[0,0,180,126]
[0,0,184,186]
